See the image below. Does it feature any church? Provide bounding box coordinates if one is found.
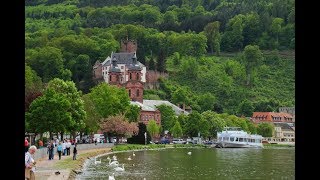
[93,39,189,127]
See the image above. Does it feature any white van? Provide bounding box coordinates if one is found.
[94,134,105,143]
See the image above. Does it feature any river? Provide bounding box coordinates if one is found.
[76,147,295,180]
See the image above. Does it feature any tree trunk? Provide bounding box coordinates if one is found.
[246,73,251,86]
[60,132,64,141]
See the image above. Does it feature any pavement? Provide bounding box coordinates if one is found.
[33,148,112,180]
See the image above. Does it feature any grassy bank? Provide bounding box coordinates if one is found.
[52,148,111,179]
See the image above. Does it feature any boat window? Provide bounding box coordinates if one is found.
[230,137,234,142]
[235,138,238,142]
[239,138,243,142]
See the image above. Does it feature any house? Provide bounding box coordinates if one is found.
[251,112,294,123]
[279,107,295,122]
[264,122,295,143]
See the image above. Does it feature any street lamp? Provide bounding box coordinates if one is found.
[144,132,147,145]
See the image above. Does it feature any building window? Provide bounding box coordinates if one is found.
[129,89,131,97]
[137,89,139,97]
[130,73,132,80]
[136,73,139,80]
[121,66,124,69]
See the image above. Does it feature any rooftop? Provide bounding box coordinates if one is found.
[143,100,189,116]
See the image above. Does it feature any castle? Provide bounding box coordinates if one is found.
[93,40,189,127]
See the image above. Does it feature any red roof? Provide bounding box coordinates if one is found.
[251,112,293,123]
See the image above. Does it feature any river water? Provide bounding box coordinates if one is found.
[76,147,295,180]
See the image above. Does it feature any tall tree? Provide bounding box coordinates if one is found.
[89,83,131,118]
[25,89,72,139]
[156,104,177,132]
[170,120,183,138]
[257,122,274,137]
[81,94,102,135]
[147,119,160,140]
[46,78,86,139]
[243,45,263,86]
[204,21,221,55]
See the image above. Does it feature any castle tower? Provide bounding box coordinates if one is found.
[107,56,122,87]
[120,39,137,53]
[125,53,144,103]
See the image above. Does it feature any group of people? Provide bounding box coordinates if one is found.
[25,137,80,179]
[47,138,78,160]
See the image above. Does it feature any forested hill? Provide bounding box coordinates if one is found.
[25,0,295,115]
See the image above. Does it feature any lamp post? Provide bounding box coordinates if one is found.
[144,132,147,145]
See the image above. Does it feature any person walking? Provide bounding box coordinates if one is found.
[25,145,37,180]
[66,139,71,156]
[62,139,66,156]
[57,142,63,160]
[73,144,78,160]
[25,137,29,152]
[47,141,54,160]
[38,139,43,149]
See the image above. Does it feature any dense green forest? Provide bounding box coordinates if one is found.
[25,0,295,117]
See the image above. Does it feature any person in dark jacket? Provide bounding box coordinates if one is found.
[73,144,78,160]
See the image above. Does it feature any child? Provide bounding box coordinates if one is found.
[73,144,78,160]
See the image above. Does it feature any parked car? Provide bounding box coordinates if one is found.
[172,138,187,144]
[160,137,170,144]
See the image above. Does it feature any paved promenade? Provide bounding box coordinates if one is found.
[32,143,114,180]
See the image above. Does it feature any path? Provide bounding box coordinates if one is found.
[33,148,112,180]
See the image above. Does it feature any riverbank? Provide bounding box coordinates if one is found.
[34,147,112,180]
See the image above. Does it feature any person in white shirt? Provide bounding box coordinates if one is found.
[25,145,37,180]
[62,140,67,156]
[66,140,71,156]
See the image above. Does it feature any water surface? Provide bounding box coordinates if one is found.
[77,147,295,180]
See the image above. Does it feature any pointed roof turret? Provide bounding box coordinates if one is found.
[110,56,121,72]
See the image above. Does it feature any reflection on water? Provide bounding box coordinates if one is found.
[77,147,295,180]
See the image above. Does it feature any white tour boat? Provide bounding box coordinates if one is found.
[215,127,263,148]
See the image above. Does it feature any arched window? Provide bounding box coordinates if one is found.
[136,73,139,80]
[129,73,132,80]
[128,89,131,97]
[137,89,140,97]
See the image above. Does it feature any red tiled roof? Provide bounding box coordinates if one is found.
[251,112,293,123]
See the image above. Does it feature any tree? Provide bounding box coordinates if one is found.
[25,88,73,139]
[125,104,140,123]
[46,78,86,139]
[237,99,254,117]
[147,120,160,140]
[257,122,274,137]
[170,120,183,138]
[26,46,71,82]
[127,123,151,145]
[25,64,43,111]
[243,45,263,86]
[100,114,139,144]
[196,93,216,113]
[156,104,177,132]
[271,18,284,48]
[81,94,102,135]
[201,111,226,139]
[184,111,209,138]
[89,83,130,118]
[204,21,221,55]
